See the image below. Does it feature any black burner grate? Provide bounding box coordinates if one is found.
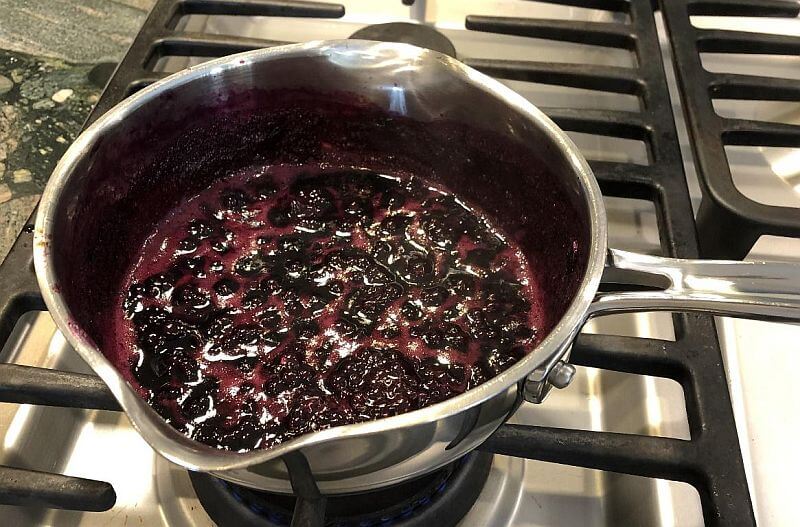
[0,1,766,525]
[660,0,800,259]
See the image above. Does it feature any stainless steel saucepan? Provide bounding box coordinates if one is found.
[33,41,800,494]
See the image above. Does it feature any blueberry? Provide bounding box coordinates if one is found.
[421,286,449,307]
[326,347,421,419]
[249,179,277,200]
[277,235,309,254]
[213,278,240,296]
[286,395,351,435]
[219,414,265,451]
[379,188,406,209]
[234,251,269,277]
[256,307,282,330]
[220,189,251,212]
[380,325,401,339]
[188,220,213,239]
[415,358,467,404]
[177,237,199,254]
[478,345,523,377]
[342,283,403,331]
[211,239,230,254]
[293,319,319,340]
[203,313,235,340]
[342,197,373,223]
[268,204,293,227]
[410,321,468,352]
[130,354,169,391]
[172,284,214,322]
[379,214,413,237]
[445,273,476,296]
[395,251,434,285]
[175,256,206,278]
[289,180,336,220]
[242,288,270,308]
[465,248,496,269]
[178,377,219,420]
[262,354,315,396]
[400,301,423,321]
[140,273,176,299]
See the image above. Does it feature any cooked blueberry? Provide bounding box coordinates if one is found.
[277,235,308,254]
[249,179,277,200]
[379,214,412,236]
[395,251,434,285]
[289,180,335,220]
[179,377,219,420]
[262,354,315,396]
[342,198,372,222]
[175,256,206,278]
[242,288,270,308]
[219,414,265,451]
[400,301,423,321]
[213,278,239,296]
[188,220,213,239]
[478,345,522,377]
[415,358,467,404]
[256,307,282,329]
[411,321,467,352]
[293,319,319,340]
[286,395,351,435]
[327,347,422,419]
[445,273,476,295]
[140,273,175,299]
[326,280,344,297]
[234,252,268,276]
[342,283,403,331]
[211,238,230,253]
[203,313,235,340]
[268,204,292,227]
[172,285,214,323]
[178,237,199,253]
[220,189,251,211]
[380,325,400,339]
[379,188,406,209]
[465,248,496,269]
[421,286,449,306]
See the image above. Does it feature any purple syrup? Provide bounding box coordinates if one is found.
[114,166,545,451]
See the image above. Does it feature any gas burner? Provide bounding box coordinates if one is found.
[189,452,492,526]
[350,22,457,58]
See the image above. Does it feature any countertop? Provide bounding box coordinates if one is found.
[0,0,155,261]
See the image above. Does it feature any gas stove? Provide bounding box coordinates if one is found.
[1,1,799,526]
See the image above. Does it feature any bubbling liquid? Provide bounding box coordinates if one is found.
[115,166,545,451]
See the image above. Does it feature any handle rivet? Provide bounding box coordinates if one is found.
[548,361,577,389]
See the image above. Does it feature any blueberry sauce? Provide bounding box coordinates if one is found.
[115,166,545,451]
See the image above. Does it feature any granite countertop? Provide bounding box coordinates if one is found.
[0,0,155,261]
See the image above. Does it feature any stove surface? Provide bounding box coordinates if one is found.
[1,1,798,526]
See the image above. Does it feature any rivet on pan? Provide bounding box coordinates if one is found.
[547,361,577,389]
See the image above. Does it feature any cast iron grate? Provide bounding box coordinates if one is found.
[659,0,800,259]
[0,0,756,525]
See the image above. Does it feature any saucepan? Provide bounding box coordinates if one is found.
[32,41,800,495]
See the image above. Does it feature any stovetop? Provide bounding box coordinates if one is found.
[0,1,798,526]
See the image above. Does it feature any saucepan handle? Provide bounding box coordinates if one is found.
[589,248,800,322]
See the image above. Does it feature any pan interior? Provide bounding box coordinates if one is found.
[48,48,591,382]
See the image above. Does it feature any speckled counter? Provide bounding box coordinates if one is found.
[0,0,155,260]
